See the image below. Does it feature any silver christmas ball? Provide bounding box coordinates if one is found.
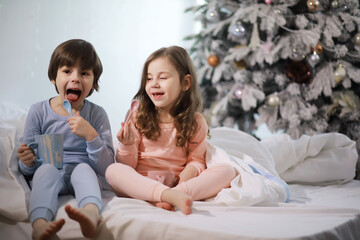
[308,52,321,67]
[266,94,280,107]
[206,7,220,22]
[231,22,246,38]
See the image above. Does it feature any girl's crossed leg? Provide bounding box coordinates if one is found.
[105,163,193,214]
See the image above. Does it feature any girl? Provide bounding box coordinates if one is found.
[17,39,114,239]
[105,46,236,215]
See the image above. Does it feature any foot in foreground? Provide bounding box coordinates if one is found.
[65,204,100,238]
[32,218,65,240]
[161,189,193,215]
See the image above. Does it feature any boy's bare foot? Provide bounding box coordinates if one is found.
[161,189,192,215]
[65,204,100,238]
[32,218,65,240]
[155,201,175,211]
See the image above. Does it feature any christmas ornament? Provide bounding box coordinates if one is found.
[289,44,306,61]
[219,7,234,18]
[205,7,220,22]
[207,54,220,67]
[334,64,346,83]
[286,60,312,84]
[231,21,246,38]
[330,0,338,9]
[307,0,320,12]
[233,86,244,99]
[310,43,323,55]
[265,0,272,4]
[233,59,247,70]
[307,51,321,67]
[266,94,280,107]
[355,33,360,46]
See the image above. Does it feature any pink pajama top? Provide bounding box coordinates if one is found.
[116,112,208,177]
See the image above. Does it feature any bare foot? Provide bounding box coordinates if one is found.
[161,189,192,215]
[32,218,65,240]
[65,204,100,238]
[155,201,175,211]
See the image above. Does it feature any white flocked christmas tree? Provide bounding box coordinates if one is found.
[186,0,360,165]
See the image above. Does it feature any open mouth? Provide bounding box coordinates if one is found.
[66,89,82,102]
[152,92,164,97]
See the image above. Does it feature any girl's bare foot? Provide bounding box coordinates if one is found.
[65,204,100,238]
[32,218,65,240]
[161,189,192,215]
[155,201,175,211]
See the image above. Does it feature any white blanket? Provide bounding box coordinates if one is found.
[261,133,358,184]
[207,127,289,206]
[206,127,358,206]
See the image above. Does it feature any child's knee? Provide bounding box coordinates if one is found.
[105,163,122,183]
[73,163,93,173]
[218,163,237,180]
[33,164,60,182]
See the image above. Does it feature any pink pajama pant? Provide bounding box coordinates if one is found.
[105,163,236,202]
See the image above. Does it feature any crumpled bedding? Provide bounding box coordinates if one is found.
[261,132,358,184]
[206,127,358,206]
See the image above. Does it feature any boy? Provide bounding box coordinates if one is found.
[17,39,114,239]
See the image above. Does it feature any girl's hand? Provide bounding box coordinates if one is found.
[117,121,135,145]
[17,143,36,167]
[67,111,97,141]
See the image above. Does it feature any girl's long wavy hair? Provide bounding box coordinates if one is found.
[134,46,203,150]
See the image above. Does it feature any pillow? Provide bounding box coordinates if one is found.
[0,101,30,221]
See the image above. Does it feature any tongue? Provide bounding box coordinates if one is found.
[67,93,79,101]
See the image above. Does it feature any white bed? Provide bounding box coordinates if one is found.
[1,101,359,240]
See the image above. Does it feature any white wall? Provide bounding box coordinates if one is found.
[0,0,199,136]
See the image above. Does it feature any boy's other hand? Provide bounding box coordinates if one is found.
[17,143,36,167]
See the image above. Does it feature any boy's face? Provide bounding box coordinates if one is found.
[51,63,94,108]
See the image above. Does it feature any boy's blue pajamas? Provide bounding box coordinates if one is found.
[19,99,114,223]
[29,163,102,222]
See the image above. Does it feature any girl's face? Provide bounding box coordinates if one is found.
[51,63,94,109]
[145,57,189,114]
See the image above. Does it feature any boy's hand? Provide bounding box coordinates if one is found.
[17,143,36,167]
[117,121,135,145]
[67,111,97,141]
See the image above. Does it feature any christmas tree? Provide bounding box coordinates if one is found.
[185,0,360,161]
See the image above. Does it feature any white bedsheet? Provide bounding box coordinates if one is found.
[1,181,360,240]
